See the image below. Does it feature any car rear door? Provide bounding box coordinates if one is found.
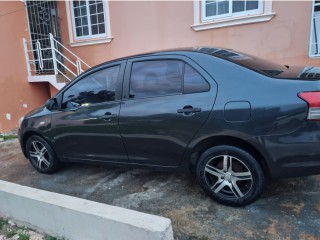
[119,55,217,166]
[51,61,128,163]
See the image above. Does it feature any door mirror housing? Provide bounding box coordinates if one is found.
[46,98,58,111]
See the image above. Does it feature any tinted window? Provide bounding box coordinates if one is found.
[62,65,120,109]
[183,64,210,93]
[130,60,183,99]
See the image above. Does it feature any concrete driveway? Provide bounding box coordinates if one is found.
[0,139,319,240]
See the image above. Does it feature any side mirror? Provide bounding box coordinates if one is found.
[46,98,58,111]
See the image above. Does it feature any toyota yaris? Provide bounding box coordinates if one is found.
[18,47,320,206]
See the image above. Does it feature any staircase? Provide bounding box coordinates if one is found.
[22,33,90,90]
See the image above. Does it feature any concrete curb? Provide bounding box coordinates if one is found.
[0,180,174,240]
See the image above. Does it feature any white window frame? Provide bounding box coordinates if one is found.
[192,0,275,31]
[66,0,112,47]
[202,0,263,22]
[309,0,320,58]
[71,0,107,40]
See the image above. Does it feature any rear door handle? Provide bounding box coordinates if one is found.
[99,112,118,121]
[177,106,202,115]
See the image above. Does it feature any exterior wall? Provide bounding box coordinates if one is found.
[0,1,49,132]
[0,1,318,132]
[59,1,318,68]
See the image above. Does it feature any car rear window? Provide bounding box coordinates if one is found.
[197,47,288,77]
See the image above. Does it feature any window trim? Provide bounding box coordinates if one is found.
[202,0,263,22]
[65,0,112,47]
[71,1,107,40]
[192,0,275,31]
[309,0,320,58]
[122,55,216,101]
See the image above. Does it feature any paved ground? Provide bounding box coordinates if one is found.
[0,139,319,240]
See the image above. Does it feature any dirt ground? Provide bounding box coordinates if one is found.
[0,139,319,240]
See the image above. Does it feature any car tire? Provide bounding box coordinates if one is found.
[26,135,60,174]
[196,145,265,206]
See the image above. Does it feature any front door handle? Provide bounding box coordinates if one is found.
[177,106,202,115]
[99,112,118,121]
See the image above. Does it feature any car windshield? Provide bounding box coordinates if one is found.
[196,47,288,77]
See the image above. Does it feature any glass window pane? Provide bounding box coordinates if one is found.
[98,23,105,34]
[233,0,245,13]
[246,0,259,10]
[74,7,80,17]
[76,27,83,37]
[62,66,120,109]
[183,65,210,94]
[75,17,81,27]
[92,25,98,34]
[217,1,229,15]
[83,26,89,35]
[79,1,86,6]
[130,60,183,99]
[97,2,104,13]
[82,16,88,25]
[97,13,104,23]
[80,6,87,16]
[90,4,97,14]
[91,15,97,24]
[73,1,79,7]
[206,2,217,17]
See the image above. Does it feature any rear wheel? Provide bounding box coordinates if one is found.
[196,145,265,206]
[26,135,60,174]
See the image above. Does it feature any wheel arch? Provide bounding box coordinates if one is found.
[21,131,53,158]
[188,135,271,178]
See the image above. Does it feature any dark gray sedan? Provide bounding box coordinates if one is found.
[18,47,320,206]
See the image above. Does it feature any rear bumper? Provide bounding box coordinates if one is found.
[253,122,320,179]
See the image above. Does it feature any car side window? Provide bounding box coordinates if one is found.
[130,60,184,99]
[61,65,120,109]
[183,64,210,94]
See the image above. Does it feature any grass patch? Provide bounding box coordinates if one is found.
[18,225,28,231]
[18,232,30,240]
[44,235,66,240]
[5,230,17,238]
[44,236,57,240]
[0,218,8,230]
[0,135,17,141]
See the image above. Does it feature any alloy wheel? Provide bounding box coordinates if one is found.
[29,141,50,170]
[204,155,253,199]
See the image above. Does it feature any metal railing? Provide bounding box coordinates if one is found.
[23,33,90,82]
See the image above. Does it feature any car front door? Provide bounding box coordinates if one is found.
[119,55,217,166]
[50,61,128,163]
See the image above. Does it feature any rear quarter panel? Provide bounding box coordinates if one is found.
[184,53,320,177]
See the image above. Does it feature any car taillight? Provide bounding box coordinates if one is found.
[299,91,320,120]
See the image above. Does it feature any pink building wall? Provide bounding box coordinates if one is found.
[0,1,50,132]
[59,1,318,67]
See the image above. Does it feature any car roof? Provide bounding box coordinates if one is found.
[90,47,229,69]
[89,47,288,78]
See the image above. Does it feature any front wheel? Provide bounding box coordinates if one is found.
[196,145,265,206]
[26,135,60,174]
